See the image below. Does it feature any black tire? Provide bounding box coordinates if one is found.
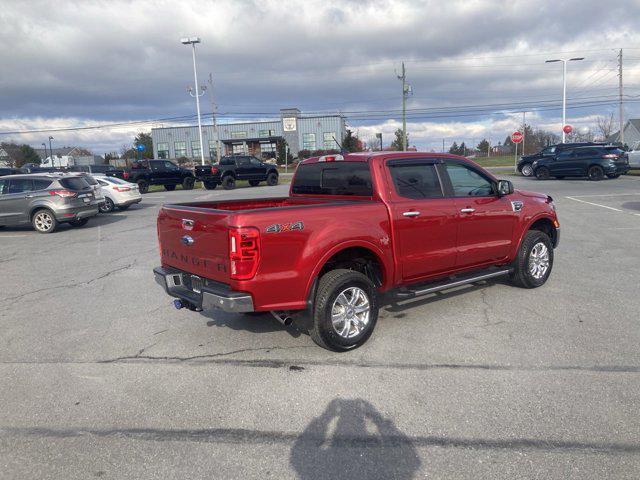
[266,172,279,186]
[203,181,217,190]
[118,205,131,211]
[182,177,195,190]
[520,163,534,177]
[165,184,176,191]
[535,167,550,180]
[588,165,604,181]
[607,173,620,179]
[32,208,58,234]
[70,218,89,227]
[249,180,260,187]
[510,230,554,289]
[309,269,379,351]
[137,180,149,194]
[99,197,115,213]
[222,176,236,190]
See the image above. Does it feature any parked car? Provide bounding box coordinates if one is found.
[194,155,279,190]
[533,145,630,180]
[66,172,105,206]
[517,142,606,177]
[0,174,100,233]
[0,167,21,176]
[116,159,195,194]
[154,152,559,351]
[94,175,142,213]
[67,164,126,177]
[627,141,640,169]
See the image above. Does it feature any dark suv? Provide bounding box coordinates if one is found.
[194,155,279,190]
[533,145,630,181]
[0,174,100,233]
[518,142,606,177]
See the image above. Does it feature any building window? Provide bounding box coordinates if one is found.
[260,142,276,154]
[232,143,246,154]
[259,129,274,137]
[231,131,247,139]
[323,132,336,149]
[174,141,186,158]
[302,133,316,150]
[208,140,218,159]
[191,141,201,158]
[157,142,169,159]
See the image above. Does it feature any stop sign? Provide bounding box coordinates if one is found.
[563,125,573,134]
[511,131,523,143]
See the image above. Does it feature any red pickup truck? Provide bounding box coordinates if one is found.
[154,152,559,351]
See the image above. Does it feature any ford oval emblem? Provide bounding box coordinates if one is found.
[181,235,195,246]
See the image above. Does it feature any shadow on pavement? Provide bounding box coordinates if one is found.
[202,311,303,338]
[290,398,420,480]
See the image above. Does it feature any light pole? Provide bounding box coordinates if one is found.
[545,57,584,142]
[41,143,47,166]
[181,36,206,166]
[48,136,54,168]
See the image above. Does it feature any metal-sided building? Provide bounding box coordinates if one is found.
[151,108,346,161]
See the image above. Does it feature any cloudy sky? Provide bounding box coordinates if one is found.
[1,0,639,154]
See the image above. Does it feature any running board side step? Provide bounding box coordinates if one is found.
[394,268,512,299]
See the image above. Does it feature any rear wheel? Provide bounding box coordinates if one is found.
[165,184,176,191]
[607,173,620,179]
[99,197,115,213]
[222,176,236,190]
[521,164,534,177]
[203,181,217,190]
[510,230,553,289]
[535,167,550,180]
[70,218,89,227]
[249,180,260,187]
[588,165,604,181]
[309,269,378,351]
[137,180,149,194]
[32,209,57,234]
[266,172,279,186]
[182,177,195,190]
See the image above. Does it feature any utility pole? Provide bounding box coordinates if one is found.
[208,73,221,163]
[618,49,624,145]
[442,138,445,153]
[522,111,526,155]
[181,37,206,166]
[396,62,408,150]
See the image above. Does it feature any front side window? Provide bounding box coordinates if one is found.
[389,163,443,199]
[157,142,169,159]
[303,133,316,150]
[191,141,201,157]
[323,132,336,149]
[445,162,494,197]
[249,157,262,165]
[163,161,178,170]
[174,141,186,157]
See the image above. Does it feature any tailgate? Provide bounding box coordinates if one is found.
[158,206,230,283]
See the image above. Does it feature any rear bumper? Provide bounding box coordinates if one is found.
[153,266,254,313]
[54,205,99,222]
[116,197,142,207]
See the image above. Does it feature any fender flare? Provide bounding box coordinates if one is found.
[511,213,558,257]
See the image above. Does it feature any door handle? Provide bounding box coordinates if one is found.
[403,211,420,217]
[460,208,475,213]
[25,194,34,198]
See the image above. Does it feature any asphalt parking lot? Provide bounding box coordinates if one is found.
[1,174,640,479]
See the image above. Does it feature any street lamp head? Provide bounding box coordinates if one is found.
[48,136,54,140]
[180,37,201,45]
[545,59,561,63]
[569,57,585,61]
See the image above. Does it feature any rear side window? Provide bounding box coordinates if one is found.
[60,177,91,190]
[292,162,373,196]
[83,175,98,186]
[7,178,33,193]
[33,179,53,190]
[574,149,598,157]
[0,179,6,194]
[389,164,443,199]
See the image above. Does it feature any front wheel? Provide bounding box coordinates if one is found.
[222,176,236,190]
[510,230,554,288]
[99,197,115,213]
[309,269,378,351]
[182,177,195,190]
[203,181,217,190]
[535,167,550,180]
[521,164,534,177]
[588,165,604,181]
[266,172,279,186]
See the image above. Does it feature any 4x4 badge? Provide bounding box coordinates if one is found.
[266,221,304,233]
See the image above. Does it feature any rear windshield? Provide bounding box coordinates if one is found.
[292,162,373,196]
[60,177,91,190]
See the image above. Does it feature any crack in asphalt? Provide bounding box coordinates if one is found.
[0,262,136,306]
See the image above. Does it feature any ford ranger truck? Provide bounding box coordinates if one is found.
[154,152,560,351]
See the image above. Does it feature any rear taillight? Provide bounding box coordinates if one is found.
[49,189,77,198]
[123,172,130,179]
[602,154,619,159]
[114,186,131,192]
[229,227,260,280]
[211,167,218,174]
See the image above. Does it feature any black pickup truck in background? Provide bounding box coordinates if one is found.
[116,160,196,193]
[194,155,279,190]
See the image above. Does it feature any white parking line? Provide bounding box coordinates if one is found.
[565,196,640,216]
[571,193,640,198]
[0,234,28,238]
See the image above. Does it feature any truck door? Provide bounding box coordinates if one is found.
[235,157,251,180]
[249,156,267,180]
[442,161,515,268]
[161,161,181,184]
[387,159,458,281]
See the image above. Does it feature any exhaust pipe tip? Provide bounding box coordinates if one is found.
[173,299,184,310]
[271,311,294,327]
[282,316,293,326]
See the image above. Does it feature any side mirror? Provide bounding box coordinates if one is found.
[497,179,514,196]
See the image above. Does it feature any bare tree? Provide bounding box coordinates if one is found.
[595,113,615,140]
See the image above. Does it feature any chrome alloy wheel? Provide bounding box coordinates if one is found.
[34,211,53,232]
[528,242,550,279]
[521,164,533,177]
[331,287,371,339]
